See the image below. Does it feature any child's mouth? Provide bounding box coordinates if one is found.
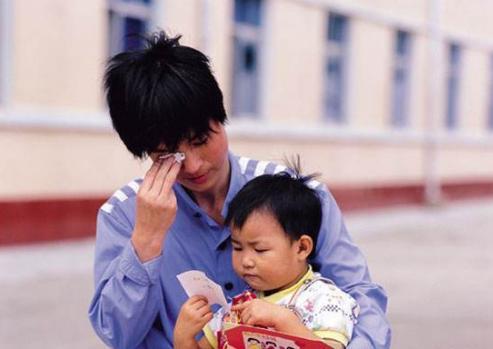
[243,274,259,281]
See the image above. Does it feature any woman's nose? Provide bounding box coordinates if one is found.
[181,148,203,175]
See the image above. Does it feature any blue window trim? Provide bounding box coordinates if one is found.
[231,0,263,118]
[391,30,412,128]
[488,54,493,131]
[108,0,153,56]
[324,13,349,123]
[234,0,262,27]
[445,43,461,130]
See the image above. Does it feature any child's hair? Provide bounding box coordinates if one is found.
[225,158,322,258]
[104,31,227,158]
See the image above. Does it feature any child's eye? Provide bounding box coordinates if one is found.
[254,248,268,253]
[232,246,242,251]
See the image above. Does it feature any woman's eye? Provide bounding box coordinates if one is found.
[254,249,268,253]
[232,246,242,251]
[191,135,209,146]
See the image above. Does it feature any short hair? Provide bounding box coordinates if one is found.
[104,31,227,158]
[225,162,322,258]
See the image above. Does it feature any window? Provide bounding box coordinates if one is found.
[324,13,349,123]
[232,0,263,117]
[0,8,3,105]
[0,0,5,105]
[445,43,461,130]
[108,0,153,56]
[391,30,412,128]
[488,55,493,131]
[0,0,13,107]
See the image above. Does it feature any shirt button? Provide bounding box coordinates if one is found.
[224,282,234,291]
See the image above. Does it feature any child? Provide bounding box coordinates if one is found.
[174,167,360,349]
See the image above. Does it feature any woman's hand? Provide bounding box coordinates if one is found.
[131,157,181,262]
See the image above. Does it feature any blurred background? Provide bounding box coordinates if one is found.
[0,0,492,348]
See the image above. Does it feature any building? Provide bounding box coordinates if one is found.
[1,0,493,244]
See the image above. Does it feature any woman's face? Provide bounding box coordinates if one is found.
[149,121,230,196]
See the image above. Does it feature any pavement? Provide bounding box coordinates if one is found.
[1,198,492,349]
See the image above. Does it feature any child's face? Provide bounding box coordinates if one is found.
[231,210,309,292]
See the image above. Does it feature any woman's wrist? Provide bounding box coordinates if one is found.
[131,232,163,262]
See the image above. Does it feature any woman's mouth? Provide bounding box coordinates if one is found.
[188,173,208,185]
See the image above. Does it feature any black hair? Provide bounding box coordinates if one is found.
[104,31,227,158]
[225,158,322,258]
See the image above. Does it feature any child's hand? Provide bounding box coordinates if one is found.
[232,299,345,347]
[231,299,291,329]
[174,296,213,346]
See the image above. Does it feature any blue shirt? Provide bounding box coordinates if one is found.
[89,153,391,349]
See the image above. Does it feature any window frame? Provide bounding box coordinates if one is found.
[0,0,13,107]
[324,12,349,124]
[107,0,153,56]
[231,0,263,118]
[487,54,493,132]
[390,29,413,128]
[445,42,461,131]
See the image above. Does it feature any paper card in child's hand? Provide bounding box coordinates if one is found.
[177,270,228,307]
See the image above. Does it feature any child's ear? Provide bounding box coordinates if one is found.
[296,235,313,260]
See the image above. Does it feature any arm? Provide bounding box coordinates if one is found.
[232,300,344,349]
[88,157,181,348]
[232,299,311,336]
[313,189,391,349]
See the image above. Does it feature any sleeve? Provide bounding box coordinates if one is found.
[202,306,228,349]
[88,205,165,349]
[312,188,391,349]
[295,280,360,347]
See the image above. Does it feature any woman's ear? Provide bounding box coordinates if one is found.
[296,235,313,261]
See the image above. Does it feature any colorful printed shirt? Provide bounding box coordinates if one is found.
[204,267,360,348]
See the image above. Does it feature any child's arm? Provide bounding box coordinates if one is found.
[173,296,214,349]
[232,299,345,349]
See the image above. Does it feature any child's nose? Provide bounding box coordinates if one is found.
[242,256,255,268]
